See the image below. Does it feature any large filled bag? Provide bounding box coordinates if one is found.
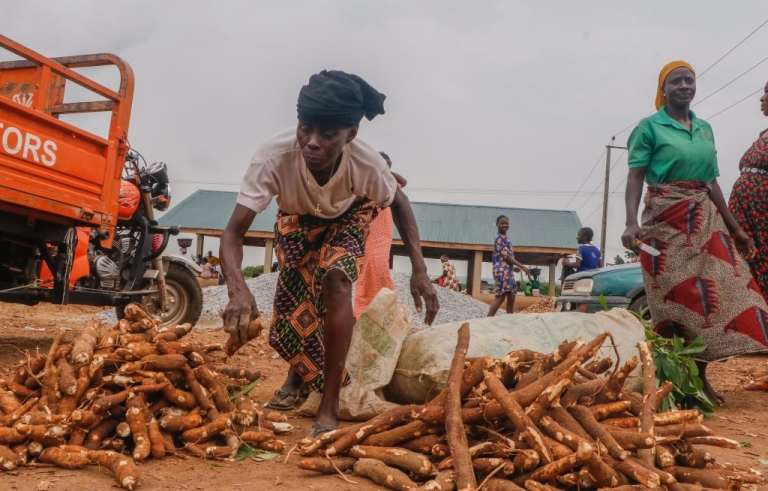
[385,309,645,404]
[299,288,411,420]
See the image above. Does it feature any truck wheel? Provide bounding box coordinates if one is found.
[117,264,203,327]
[628,294,651,323]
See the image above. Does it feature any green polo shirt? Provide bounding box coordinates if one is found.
[627,107,719,184]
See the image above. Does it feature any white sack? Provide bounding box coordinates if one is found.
[386,309,645,404]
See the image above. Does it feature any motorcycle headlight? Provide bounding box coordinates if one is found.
[573,278,594,294]
[146,161,169,184]
[151,183,171,211]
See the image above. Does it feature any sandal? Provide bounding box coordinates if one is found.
[308,422,337,438]
[264,389,299,411]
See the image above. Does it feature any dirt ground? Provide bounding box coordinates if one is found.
[1,302,768,491]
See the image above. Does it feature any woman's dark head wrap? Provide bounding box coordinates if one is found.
[297,70,386,129]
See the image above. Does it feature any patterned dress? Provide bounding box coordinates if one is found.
[492,233,516,296]
[643,182,768,361]
[270,199,377,393]
[729,131,768,297]
[442,261,459,291]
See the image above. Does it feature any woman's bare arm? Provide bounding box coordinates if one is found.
[220,204,259,344]
[621,167,648,253]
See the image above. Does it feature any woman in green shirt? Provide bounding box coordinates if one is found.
[622,61,768,405]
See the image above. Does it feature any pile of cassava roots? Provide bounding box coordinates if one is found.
[0,303,284,489]
[296,323,763,491]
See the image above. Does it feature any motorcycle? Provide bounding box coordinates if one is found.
[1,151,203,326]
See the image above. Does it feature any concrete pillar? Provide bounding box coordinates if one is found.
[263,238,274,272]
[196,234,204,260]
[548,260,557,297]
[471,250,483,299]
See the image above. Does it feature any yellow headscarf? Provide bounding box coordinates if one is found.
[655,61,696,110]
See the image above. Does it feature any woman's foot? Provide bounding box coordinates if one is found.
[308,422,337,438]
[698,361,725,406]
[265,368,304,411]
[265,389,299,411]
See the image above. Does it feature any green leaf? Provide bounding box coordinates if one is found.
[235,444,257,462]
[739,441,753,448]
[235,444,279,462]
[688,359,699,377]
[208,462,223,468]
[660,358,682,386]
[598,295,609,312]
[229,379,262,402]
[679,337,707,355]
[673,336,685,353]
[252,450,280,461]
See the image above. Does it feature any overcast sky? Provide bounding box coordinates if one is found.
[3,1,768,277]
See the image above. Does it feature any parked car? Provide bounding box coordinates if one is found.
[555,263,649,321]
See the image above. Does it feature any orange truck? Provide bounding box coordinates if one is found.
[0,34,202,325]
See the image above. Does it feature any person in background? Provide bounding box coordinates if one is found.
[440,254,460,292]
[622,61,768,405]
[729,80,768,298]
[200,257,213,279]
[353,152,407,319]
[488,215,530,316]
[219,70,438,435]
[562,227,601,272]
[206,251,220,267]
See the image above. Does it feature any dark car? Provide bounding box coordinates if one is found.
[555,263,649,321]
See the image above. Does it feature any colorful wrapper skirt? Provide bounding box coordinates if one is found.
[641,180,768,361]
[270,199,377,392]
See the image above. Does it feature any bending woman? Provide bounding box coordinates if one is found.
[728,80,768,297]
[622,61,768,405]
[220,71,438,434]
[488,215,530,316]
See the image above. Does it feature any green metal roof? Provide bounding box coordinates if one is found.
[159,189,581,249]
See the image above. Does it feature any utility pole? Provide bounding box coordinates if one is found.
[599,138,627,267]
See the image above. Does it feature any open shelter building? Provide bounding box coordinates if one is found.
[159,190,582,297]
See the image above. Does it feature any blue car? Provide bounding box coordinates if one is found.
[554,263,650,321]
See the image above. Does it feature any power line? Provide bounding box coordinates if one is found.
[692,56,768,107]
[705,87,764,120]
[561,143,610,210]
[575,150,627,213]
[697,18,768,78]
[609,17,768,139]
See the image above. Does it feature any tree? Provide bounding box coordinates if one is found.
[624,250,637,260]
[613,255,625,265]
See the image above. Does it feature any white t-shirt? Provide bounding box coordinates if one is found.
[236,128,397,219]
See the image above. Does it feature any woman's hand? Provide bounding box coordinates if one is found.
[731,229,757,261]
[223,290,259,345]
[522,266,531,276]
[621,223,643,253]
[410,270,439,325]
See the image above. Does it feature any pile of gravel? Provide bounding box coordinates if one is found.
[201,273,279,318]
[390,270,504,330]
[201,270,501,330]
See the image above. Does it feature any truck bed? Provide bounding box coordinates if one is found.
[0,35,134,244]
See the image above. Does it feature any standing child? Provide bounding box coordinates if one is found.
[488,215,531,316]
